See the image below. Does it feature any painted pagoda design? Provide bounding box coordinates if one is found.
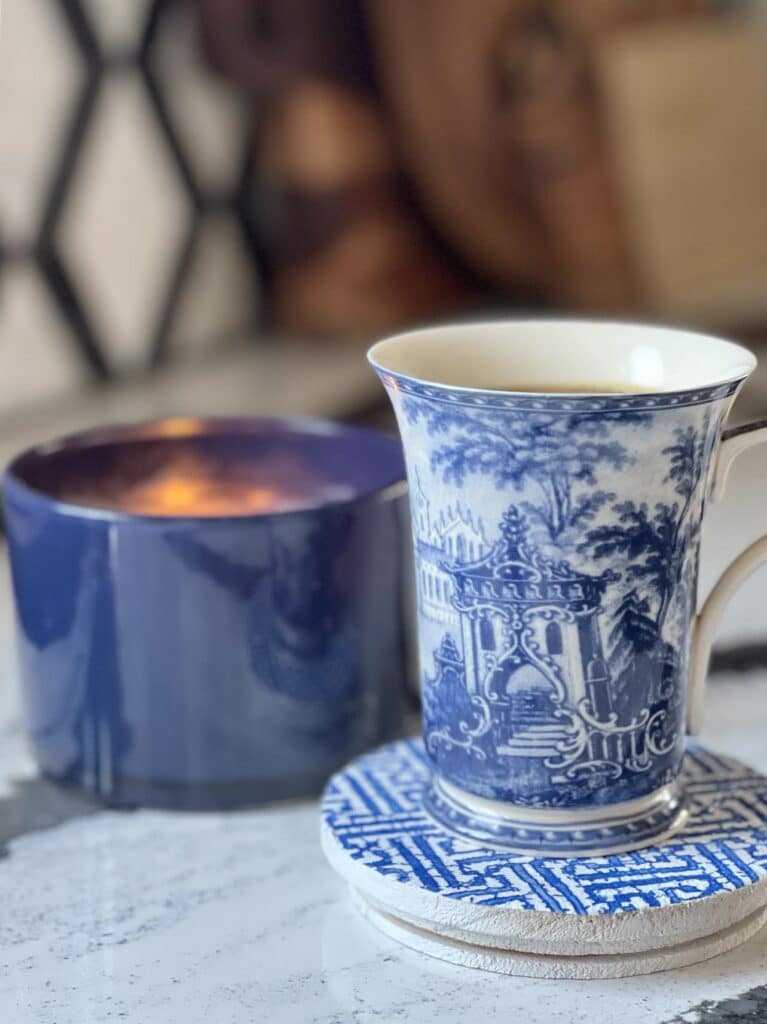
[412,470,489,626]
[424,507,677,802]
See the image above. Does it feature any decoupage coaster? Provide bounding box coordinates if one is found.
[320,739,767,979]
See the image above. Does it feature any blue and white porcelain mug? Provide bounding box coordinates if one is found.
[370,320,767,856]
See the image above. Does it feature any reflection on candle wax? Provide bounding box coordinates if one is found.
[115,466,280,516]
[59,451,357,517]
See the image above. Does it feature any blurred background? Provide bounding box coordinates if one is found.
[3,0,767,667]
[4,0,767,459]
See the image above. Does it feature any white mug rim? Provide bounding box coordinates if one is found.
[367,318,756,398]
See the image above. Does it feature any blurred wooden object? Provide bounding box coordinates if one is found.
[201,0,767,333]
[492,2,634,310]
[200,0,467,340]
[366,0,549,298]
[261,82,468,338]
[597,17,767,326]
[367,0,705,313]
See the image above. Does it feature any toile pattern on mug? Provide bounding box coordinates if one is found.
[370,321,767,856]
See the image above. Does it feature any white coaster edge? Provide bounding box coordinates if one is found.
[352,888,767,980]
[321,822,767,957]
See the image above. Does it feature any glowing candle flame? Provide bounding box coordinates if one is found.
[56,438,359,518]
[61,452,293,517]
[118,467,281,516]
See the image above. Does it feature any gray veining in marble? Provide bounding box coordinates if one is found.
[0,668,764,1024]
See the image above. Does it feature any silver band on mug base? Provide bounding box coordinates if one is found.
[424,775,689,857]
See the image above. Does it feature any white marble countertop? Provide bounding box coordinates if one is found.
[3,442,767,1023]
[5,661,767,1023]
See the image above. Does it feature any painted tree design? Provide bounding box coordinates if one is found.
[605,590,676,721]
[580,414,714,632]
[579,413,718,721]
[404,399,650,541]
[578,501,678,626]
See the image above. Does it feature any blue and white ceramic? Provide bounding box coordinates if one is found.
[321,737,767,960]
[370,320,767,855]
[3,417,410,809]
[322,737,767,913]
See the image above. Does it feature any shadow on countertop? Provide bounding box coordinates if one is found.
[0,776,100,857]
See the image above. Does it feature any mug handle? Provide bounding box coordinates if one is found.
[688,416,767,734]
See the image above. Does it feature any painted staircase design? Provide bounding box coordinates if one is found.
[496,691,572,758]
[497,721,572,758]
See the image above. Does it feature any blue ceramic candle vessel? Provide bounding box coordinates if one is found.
[3,417,410,809]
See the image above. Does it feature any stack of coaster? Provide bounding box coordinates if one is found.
[321,739,767,979]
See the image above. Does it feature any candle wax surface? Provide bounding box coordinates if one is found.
[55,449,358,517]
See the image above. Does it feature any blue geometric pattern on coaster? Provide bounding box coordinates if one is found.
[321,739,767,915]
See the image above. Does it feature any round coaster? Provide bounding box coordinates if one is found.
[352,892,767,980]
[320,739,767,978]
